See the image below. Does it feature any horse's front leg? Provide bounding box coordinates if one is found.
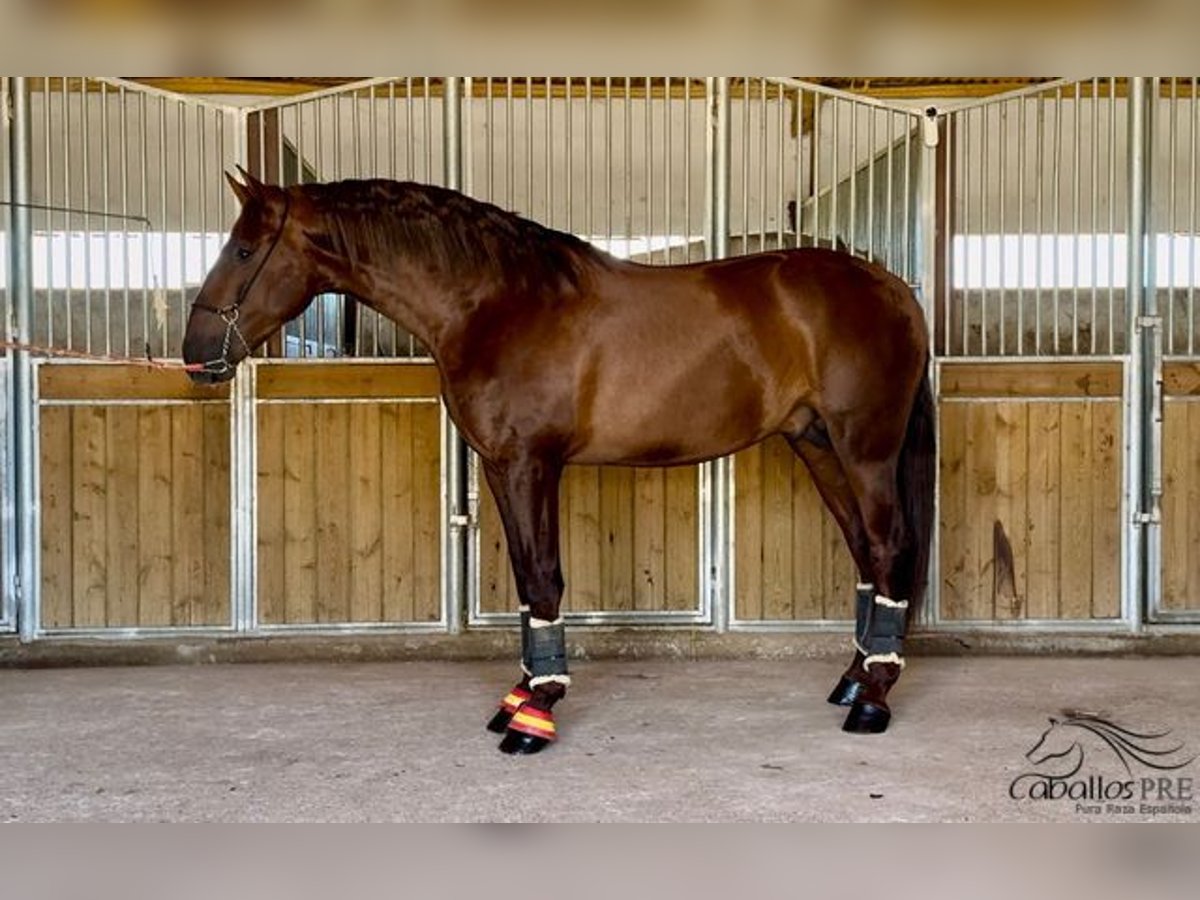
[480,455,568,755]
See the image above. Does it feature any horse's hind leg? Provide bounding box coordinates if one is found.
[480,455,569,755]
[786,431,876,709]
[829,442,917,735]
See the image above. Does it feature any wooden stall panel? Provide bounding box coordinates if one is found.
[1161,363,1200,612]
[40,403,231,629]
[938,363,1123,621]
[256,400,442,625]
[733,436,858,621]
[477,464,700,615]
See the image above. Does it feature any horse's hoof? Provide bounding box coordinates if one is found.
[842,701,891,734]
[499,730,552,755]
[827,676,865,707]
[486,709,514,734]
[487,685,532,734]
[499,705,556,753]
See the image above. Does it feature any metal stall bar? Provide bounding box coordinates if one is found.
[7,78,37,640]
[708,76,730,632]
[443,76,466,634]
[1127,77,1151,631]
[0,77,13,632]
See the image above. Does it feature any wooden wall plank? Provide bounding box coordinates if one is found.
[633,469,666,611]
[71,407,108,628]
[136,408,174,627]
[600,468,635,612]
[477,473,514,614]
[1090,403,1122,617]
[664,466,698,611]
[314,405,352,623]
[1187,404,1200,611]
[349,405,384,622]
[1188,404,1200,611]
[257,406,287,625]
[734,445,764,620]
[1057,403,1095,619]
[169,407,205,626]
[937,403,968,619]
[283,405,318,623]
[410,403,442,621]
[104,407,141,626]
[381,404,418,621]
[1162,400,1200,612]
[991,402,1028,620]
[940,361,1123,398]
[199,405,231,625]
[790,449,823,620]
[824,500,858,619]
[40,408,74,628]
[1025,403,1063,618]
[565,466,602,610]
[256,363,439,400]
[39,364,230,401]
[761,437,795,620]
[966,402,997,619]
[1163,361,1200,396]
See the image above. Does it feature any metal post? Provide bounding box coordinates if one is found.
[442,76,468,633]
[1126,76,1151,632]
[8,78,37,641]
[707,77,731,631]
[915,106,941,627]
[231,109,256,632]
[231,362,256,632]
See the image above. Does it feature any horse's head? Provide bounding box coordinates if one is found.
[183,169,325,383]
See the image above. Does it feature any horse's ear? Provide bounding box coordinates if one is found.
[234,164,269,196]
[225,170,252,206]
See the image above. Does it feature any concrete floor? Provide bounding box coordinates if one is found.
[1,656,1197,822]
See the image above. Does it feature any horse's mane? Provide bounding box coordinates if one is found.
[301,179,606,292]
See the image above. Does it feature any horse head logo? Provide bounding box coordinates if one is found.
[1025,711,1195,778]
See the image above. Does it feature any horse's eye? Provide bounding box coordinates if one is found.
[235,247,253,261]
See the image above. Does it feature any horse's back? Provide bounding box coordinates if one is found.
[556,248,926,465]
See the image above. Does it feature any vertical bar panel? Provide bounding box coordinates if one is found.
[9,78,38,639]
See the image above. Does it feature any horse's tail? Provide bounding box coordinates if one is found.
[898,363,936,619]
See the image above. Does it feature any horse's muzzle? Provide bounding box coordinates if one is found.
[187,363,237,385]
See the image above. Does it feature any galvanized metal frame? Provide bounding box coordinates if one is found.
[8,77,37,641]
[1,77,15,633]
[27,358,238,640]
[464,76,716,628]
[242,356,450,635]
[1144,76,1200,624]
[724,78,928,631]
[5,75,1198,643]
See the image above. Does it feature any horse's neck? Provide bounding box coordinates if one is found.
[333,253,469,361]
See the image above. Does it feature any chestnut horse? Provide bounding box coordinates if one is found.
[183,171,935,754]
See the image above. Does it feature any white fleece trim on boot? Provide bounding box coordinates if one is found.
[873,595,909,609]
[863,652,906,670]
[528,674,572,688]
